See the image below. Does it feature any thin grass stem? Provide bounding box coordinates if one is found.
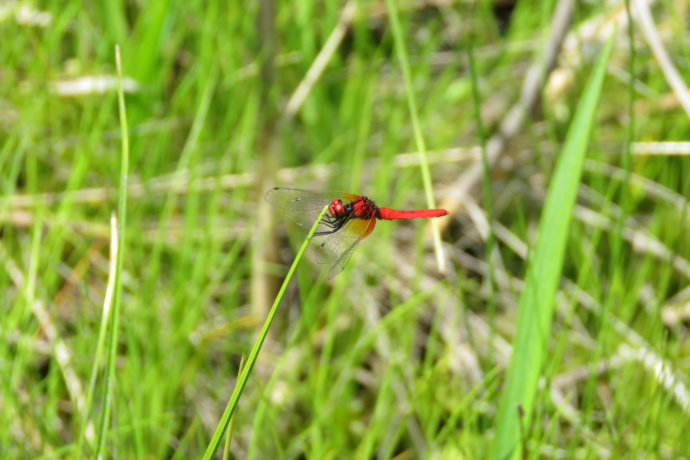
[202,205,329,459]
[384,0,446,273]
[94,44,130,459]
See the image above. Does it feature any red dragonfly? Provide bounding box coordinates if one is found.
[265,187,449,279]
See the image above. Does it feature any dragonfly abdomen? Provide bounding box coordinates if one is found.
[377,207,449,220]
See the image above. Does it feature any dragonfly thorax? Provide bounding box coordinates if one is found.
[328,197,380,220]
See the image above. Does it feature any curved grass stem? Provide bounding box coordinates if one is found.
[203,205,329,459]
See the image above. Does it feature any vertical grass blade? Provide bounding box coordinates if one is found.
[94,45,130,458]
[384,0,446,272]
[77,212,118,456]
[490,31,616,459]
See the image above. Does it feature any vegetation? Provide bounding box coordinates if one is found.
[1,0,689,458]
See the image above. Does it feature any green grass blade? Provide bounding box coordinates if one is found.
[202,205,329,459]
[94,45,130,459]
[467,33,499,364]
[223,353,246,460]
[384,0,446,271]
[77,212,118,457]
[490,31,616,460]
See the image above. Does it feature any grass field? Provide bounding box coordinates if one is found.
[2,0,690,458]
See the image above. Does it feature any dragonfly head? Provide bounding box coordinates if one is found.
[328,199,347,217]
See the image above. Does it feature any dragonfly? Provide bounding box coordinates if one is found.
[265,187,449,279]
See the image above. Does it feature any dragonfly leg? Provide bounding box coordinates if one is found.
[313,215,349,236]
[313,229,339,236]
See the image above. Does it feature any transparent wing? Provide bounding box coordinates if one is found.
[265,187,360,233]
[266,187,376,278]
[315,217,376,279]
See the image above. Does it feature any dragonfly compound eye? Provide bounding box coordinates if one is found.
[329,199,346,216]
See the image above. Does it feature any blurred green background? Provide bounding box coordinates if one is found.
[2,0,690,458]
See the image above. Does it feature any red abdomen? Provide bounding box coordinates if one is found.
[377,207,449,220]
